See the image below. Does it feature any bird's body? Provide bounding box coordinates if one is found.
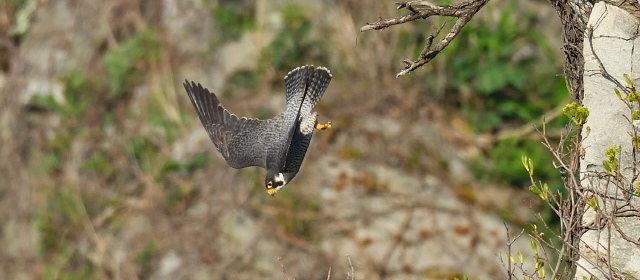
[183,65,332,195]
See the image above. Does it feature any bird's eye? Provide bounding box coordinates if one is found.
[267,181,273,188]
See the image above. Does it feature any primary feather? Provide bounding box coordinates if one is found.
[183,81,276,169]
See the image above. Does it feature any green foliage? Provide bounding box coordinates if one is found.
[270,190,321,241]
[474,138,561,188]
[8,0,36,37]
[82,151,110,173]
[562,102,589,125]
[523,153,551,201]
[603,145,621,174]
[28,71,95,174]
[211,2,255,44]
[262,4,328,73]
[135,241,157,276]
[225,70,259,96]
[159,152,210,176]
[586,196,599,210]
[616,74,639,103]
[437,0,566,132]
[29,71,92,119]
[103,30,160,96]
[529,182,551,201]
[36,189,82,254]
[128,136,161,172]
[624,73,635,90]
[42,151,61,173]
[339,145,363,160]
[164,183,198,210]
[633,136,640,150]
[146,101,180,143]
[37,189,97,279]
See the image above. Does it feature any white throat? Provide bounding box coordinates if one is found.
[274,172,286,190]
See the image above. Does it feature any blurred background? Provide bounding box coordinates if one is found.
[0,0,568,279]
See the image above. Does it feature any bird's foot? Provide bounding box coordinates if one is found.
[315,120,332,131]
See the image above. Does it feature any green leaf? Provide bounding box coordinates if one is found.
[521,155,534,174]
[615,88,625,100]
[562,102,589,125]
[586,196,599,209]
[632,136,640,150]
[624,73,634,88]
[603,145,621,174]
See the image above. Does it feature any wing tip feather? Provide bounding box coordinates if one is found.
[284,65,332,80]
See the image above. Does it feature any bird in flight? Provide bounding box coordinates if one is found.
[183,65,332,196]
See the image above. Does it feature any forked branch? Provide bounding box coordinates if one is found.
[361,0,489,77]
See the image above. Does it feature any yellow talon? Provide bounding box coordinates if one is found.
[315,121,332,131]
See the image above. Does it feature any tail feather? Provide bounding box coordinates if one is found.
[283,65,332,115]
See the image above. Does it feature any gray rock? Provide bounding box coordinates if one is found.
[578,2,640,278]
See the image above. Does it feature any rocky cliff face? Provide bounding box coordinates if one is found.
[0,1,536,279]
[577,3,640,279]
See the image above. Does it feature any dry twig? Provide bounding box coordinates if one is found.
[361,0,488,77]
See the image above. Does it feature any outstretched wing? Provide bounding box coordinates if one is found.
[183,81,274,169]
[283,65,332,116]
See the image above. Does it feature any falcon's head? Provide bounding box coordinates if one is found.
[265,172,287,196]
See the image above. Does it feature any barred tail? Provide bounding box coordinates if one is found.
[283,65,332,115]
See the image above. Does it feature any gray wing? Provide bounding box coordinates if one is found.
[283,65,332,116]
[283,125,312,175]
[280,65,332,175]
[183,80,274,169]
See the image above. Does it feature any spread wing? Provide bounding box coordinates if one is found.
[183,81,275,169]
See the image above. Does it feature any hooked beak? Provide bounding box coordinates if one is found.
[266,184,285,196]
[266,187,277,196]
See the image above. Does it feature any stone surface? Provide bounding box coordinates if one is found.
[578,2,640,279]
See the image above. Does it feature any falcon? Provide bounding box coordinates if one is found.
[183,65,332,196]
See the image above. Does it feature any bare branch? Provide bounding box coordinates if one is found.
[361,0,488,77]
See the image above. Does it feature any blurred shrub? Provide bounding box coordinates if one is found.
[159,152,210,177]
[272,190,320,241]
[439,0,567,133]
[135,241,157,277]
[211,1,255,45]
[262,4,329,73]
[37,189,95,279]
[128,136,161,172]
[37,189,82,254]
[103,30,160,96]
[223,69,259,98]
[29,71,91,120]
[29,71,94,173]
[471,138,562,189]
[7,0,36,39]
[431,1,566,189]
[146,98,181,142]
